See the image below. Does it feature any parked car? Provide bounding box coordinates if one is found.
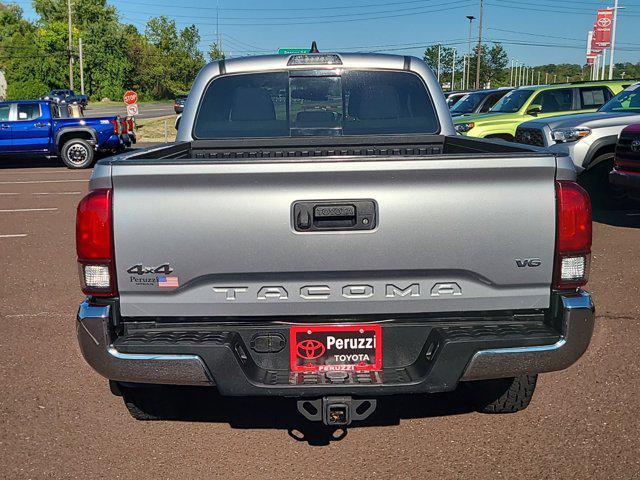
[76,52,595,427]
[41,89,88,107]
[450,87,514,117]
[454,80,631,140]
[444,90,470,108]
[515,83,640,204]
[515,83,640,169]
[174,94,188,114]
[610,123,640,202]
[0,100,131,168]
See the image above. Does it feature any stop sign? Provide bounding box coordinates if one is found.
[123,90,138,105]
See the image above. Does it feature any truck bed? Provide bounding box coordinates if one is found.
[93,135,566,319]
[114,134,549,163]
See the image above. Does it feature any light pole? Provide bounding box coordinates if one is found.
[510,59,514,86]
[609,0,619,79]
[466,15,475,90]
[475,0,484,89]
[67,0,74,90]
[451,48,457,92]
[437,44,442,83]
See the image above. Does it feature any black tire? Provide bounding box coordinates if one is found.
[60,138,94,169]
[464,374,538,414]
[580,154,628,210]
[119,384,172,421]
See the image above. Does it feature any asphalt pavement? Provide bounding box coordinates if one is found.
[0,159,639,479]
[84,102,175,120]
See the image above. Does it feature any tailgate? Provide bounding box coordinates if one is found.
[112,155,557,317]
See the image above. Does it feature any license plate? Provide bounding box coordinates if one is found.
[289,324,382,372]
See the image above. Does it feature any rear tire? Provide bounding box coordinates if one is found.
[580,154,628,210]
[60,138,94,169]
[119,384,171,421]
[464,374,538,414]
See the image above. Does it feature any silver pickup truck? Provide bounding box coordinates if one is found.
[76,53,595,426]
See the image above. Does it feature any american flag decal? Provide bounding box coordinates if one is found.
[157,276,179,288]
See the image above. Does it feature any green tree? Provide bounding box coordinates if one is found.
[466,43,509,88]
[0,4,49,98]
[143,16,205,97]
[423,44,456,80]
[208,42,225,62]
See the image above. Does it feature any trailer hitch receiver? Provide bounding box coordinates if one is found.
[297,396,377,426]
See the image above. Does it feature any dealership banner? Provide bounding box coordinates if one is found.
[590,24,602,53]
[595,9,613,48]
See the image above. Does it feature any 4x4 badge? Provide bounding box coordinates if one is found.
[126,263,174,275]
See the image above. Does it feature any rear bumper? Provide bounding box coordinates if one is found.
[77,291,594,396]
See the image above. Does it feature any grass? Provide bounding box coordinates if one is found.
[135,115,176,142]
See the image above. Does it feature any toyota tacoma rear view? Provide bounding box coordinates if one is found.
[75,53,595,426]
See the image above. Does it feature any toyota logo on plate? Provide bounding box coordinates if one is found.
[296,339,326,360]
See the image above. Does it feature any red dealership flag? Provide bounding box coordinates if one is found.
[595,9,613,48]
[591,24,602,53]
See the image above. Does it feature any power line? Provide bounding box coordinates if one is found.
[119,1,475,26]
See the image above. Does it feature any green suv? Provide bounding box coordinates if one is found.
[454,80,631,140]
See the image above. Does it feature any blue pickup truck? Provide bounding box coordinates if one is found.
[0,100,132,168]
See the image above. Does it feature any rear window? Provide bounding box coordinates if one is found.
[193,70,439,139]
[579,87,611,109]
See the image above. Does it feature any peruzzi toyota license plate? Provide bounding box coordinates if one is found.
[289,324,382,372]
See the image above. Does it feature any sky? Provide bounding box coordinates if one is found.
[14,0,640,67]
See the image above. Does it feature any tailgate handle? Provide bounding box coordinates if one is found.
[293,200,376,232]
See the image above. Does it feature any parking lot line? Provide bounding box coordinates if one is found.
[0,179,87,185]
[0,170,88,175]
[32,191,82,195]
[0,191,82,195]
[0,208,58,212]
[0,234,27,238]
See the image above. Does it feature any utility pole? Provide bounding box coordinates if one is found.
[608,0,619,79]
[78,37,84,95]
[475,0,483,89]
[466,15,475,90]
[451,48,456,92]
[437,44,442,83]
[67,0,74,90]
[601,48,607,81]
[216,0,220,47]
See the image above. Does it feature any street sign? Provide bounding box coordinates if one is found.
[126,104,139,116]
[123,90,138,105]
[278,48,310,55]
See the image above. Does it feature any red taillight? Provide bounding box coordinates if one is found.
[76,189,117,296]
[553,180,592,290]
[111,118,120,135]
